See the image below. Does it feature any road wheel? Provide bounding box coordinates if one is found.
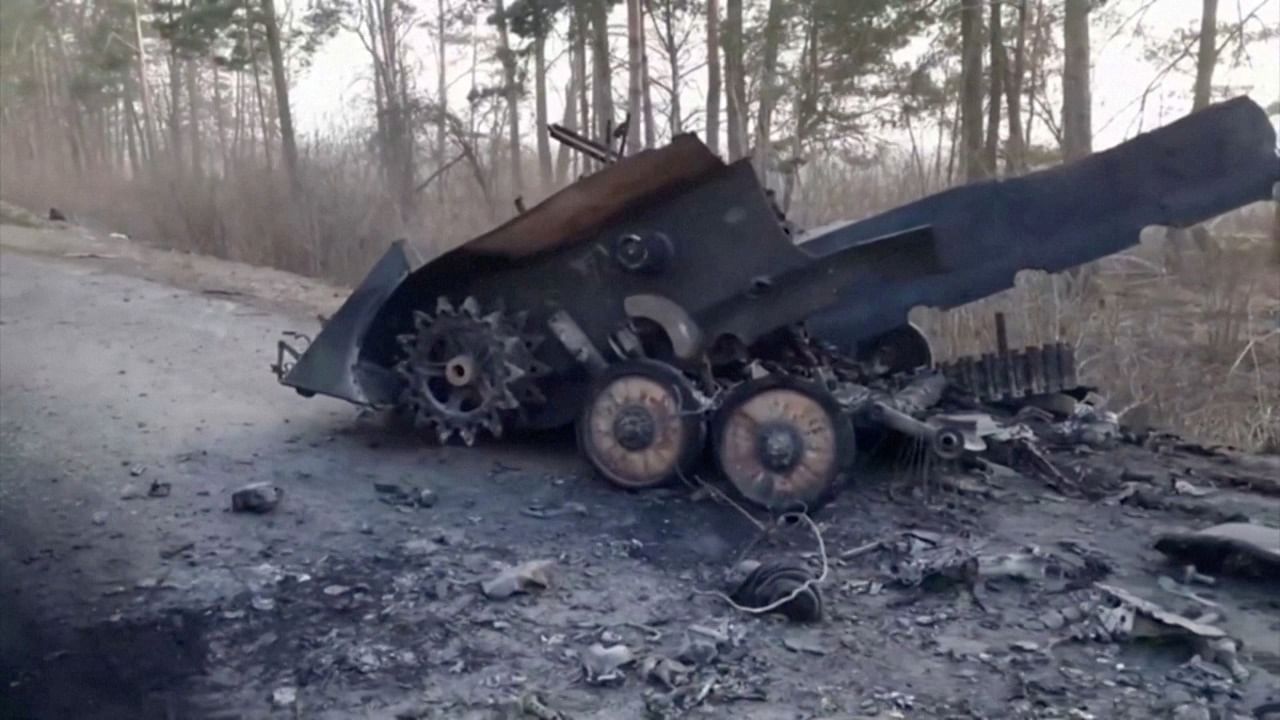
[711,375,854,512]
[577,360,706,490]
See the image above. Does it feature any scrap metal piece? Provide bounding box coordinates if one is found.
[578,360,705,489]
[712,376,853,511]
[804,96,1280,350]
[278,240,413,403]
[938,343,1078,402]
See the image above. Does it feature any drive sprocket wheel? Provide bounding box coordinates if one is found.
[395,296,546,446]
[577,360,706,490]
[711,375,854,512]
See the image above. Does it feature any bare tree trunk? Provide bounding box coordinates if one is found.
[783,6,818,212]
[960,0,984,181]
[625,0,643,152]
[123,95,141,176]
[589,0,613,145]
[555,56,581,183]
[984,0,1004,176]
[493,0,523,193]
[640,10,655,149]
[653,0,683,135]
[167,42,183,171]
[705,0,720,154]
[262,0,299,186]
[247,26,273,172]
[212,64,229,170]
[534,30,553,184]
[131,0,158,164]
[1004,0,1028,172]
[723,0,745,159]
[1061,0,1092,161]
[753,0,784,177]
[436,0,449,198]
[1193,0,1218,111]
[571,1,590,172]
[185,58,203,178]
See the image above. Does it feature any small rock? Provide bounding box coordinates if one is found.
[271,687,297,708]
[581,643,634,685]
[147,479,171,498]
[1042,610,1067,630]
[231,482,282,513]
[480,559,554,599]
[92,511,108,526]
[416,488,438,508]
[1170,703,1211,720]
[129,465,147,477]
[402,538,439,556]
[323,584,351,596]
[251,596,276,612]
[675,636,718,667]
[1011,640,1041,652]
[782,634,828,655]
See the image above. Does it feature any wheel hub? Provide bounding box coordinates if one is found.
[613,405,657,451]
[445,355,477,387]
[757,423,803,473]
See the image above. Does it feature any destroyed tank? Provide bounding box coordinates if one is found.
[273,96,1279,512]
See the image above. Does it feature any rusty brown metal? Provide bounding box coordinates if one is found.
[464,135,723,260]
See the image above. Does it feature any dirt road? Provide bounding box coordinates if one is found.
[2,221,1278,720]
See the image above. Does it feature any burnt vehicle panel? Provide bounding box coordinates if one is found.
[803,96,1280,349]
[275,95,1279,512]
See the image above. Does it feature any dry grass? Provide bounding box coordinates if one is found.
[1,146,1276,451]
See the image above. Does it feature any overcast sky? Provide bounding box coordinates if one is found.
[290,0,1280,151]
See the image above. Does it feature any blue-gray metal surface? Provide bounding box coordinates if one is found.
[801,96,1280,350]
[279,240,412,403]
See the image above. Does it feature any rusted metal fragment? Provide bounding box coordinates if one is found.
[465,134,722,259]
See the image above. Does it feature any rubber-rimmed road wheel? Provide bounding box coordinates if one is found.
[577,360,706,490]
[711,375,854,512]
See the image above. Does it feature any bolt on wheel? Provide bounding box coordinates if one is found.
[578,360,706,490]
[712,376,854,512]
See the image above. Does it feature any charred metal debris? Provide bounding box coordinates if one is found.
[272,96,1280,513]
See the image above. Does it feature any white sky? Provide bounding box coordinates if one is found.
[290,0,1280,151]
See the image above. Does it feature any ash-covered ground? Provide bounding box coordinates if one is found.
[2,222,1278,720]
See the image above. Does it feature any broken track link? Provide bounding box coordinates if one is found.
[936,343,1078,403]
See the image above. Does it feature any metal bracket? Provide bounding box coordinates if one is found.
[271,331,312,383]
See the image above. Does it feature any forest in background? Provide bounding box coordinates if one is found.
[0,0,1277,450]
